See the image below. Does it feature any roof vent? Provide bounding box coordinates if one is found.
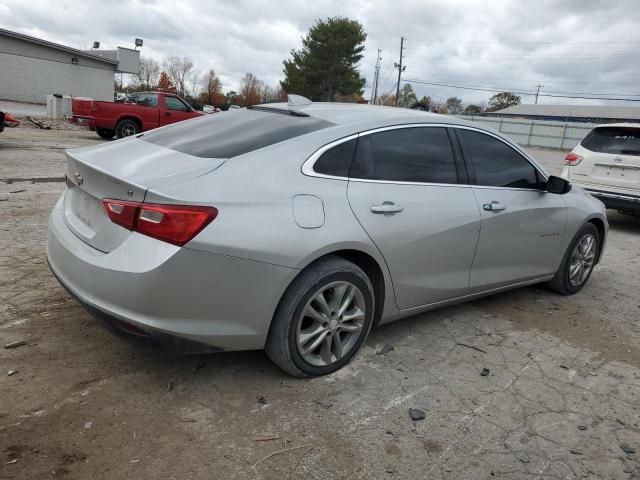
[288,94,312,107]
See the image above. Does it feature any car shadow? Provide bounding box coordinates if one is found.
[606,210,640,234]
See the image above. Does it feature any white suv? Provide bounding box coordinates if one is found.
[562,123,640,216]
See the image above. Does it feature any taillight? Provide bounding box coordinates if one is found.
[564,152,583,166]
[102,199,218,246]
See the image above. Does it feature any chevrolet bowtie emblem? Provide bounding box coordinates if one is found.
[73,172,83,185]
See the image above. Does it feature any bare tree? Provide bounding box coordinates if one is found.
[134,57,160,91]
[163,56,194,97]
[238,72,263,107]
[261,84,287,103]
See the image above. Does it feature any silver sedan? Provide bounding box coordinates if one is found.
[47,97,608,377]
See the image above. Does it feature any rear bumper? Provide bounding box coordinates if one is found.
[68,116,96,130]
[584,188,640,214]
[47,196,296,352]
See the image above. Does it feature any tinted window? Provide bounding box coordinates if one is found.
[136,93,158,107]
[165,96,190,111]
[313,139,357,177]
[350,127,458,183]
[459,129,539,189]
[143,108,333,158]
[581,127,640,156]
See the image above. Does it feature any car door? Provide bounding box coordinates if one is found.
[455,127,567,291]
[347,125,481,310]
[162,96,194,126]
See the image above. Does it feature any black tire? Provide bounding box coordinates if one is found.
[265,256,375,377]
[547,223,600,295]
[115,119,140,139]
[96,128,115,139]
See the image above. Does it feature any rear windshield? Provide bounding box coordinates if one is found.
[143,108,333,158]
[581,127,640,156]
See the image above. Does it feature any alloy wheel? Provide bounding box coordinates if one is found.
[568,233,596,287]
[296,281,366,367]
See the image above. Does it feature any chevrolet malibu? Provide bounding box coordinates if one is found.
[47,97,608,377]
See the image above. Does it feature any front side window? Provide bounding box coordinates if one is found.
[165,96,190,112]
[350,127,459,184]
[458,129,539,189]
[136,93,158,107]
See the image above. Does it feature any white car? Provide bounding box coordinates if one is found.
[562,123,640,216]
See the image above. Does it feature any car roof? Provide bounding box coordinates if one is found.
[258,101,478,130]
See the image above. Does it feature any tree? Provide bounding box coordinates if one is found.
[442,96,463,114]
[487,92,521,112]
[281,17,366,101]
[238,73,263,106]
[411,95,432,111]
[463,104,483,115]
[396,83,418,107]
[226,90,238,104]
[200,69,225,105]
[261,84,287,103]
[163,56,194,97]
[134,57,160,91]
[156,71,176,93]
[378,94,396,107]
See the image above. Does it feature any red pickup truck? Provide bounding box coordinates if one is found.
[71,92,203,139]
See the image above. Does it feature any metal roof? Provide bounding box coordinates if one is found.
[492,104,640,120]
[0,27,118,65]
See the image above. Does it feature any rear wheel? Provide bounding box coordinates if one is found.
[115,119,139,138]
[96,128,115,139]
[266,256,375,377]
[547,223,600,295]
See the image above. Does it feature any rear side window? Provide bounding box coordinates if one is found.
[143,108,333,158]
[136,93,158,107]
[313,138,357,177]
[581,127,640,156]
[458,129,539,189]
[350,127,459,184]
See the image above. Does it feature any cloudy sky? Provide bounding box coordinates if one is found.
[1,0,639,106]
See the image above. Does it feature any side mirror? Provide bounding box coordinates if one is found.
[546,175,572,194]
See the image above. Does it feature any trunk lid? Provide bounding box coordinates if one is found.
[63,138,225,252]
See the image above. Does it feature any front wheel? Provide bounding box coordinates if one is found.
[266,256,375,377]
[547,223,600,295]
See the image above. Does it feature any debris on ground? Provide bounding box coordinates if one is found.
[377,343,395,355]
[620,443,636,454]
[578,425,588,431]
[166,381,174,392]
[456,342,487,354]
[4,340,27,349]
[4,112,20,127]
[480,368,491,377]
[409,408,426,421]
[9,189,26,194]
[7,370,18,376]
[257,395,268,405]
[84,421,93,430]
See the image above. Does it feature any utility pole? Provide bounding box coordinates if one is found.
[394,37,406,106]
[534,84,543,104]
[371,49,382,105]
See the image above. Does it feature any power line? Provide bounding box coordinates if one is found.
[393,71,640,86]
[403,38,640,45]
[403,78,640,102]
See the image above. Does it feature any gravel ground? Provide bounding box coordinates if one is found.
[1,129,639,479]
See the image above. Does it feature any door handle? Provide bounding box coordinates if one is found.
[371,202,404,214]
[483,201,506,212]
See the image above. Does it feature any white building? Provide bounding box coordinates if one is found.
[0,28,139,104]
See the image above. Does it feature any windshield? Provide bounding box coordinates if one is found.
[581,126,640,156]
[143,108,333,158]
